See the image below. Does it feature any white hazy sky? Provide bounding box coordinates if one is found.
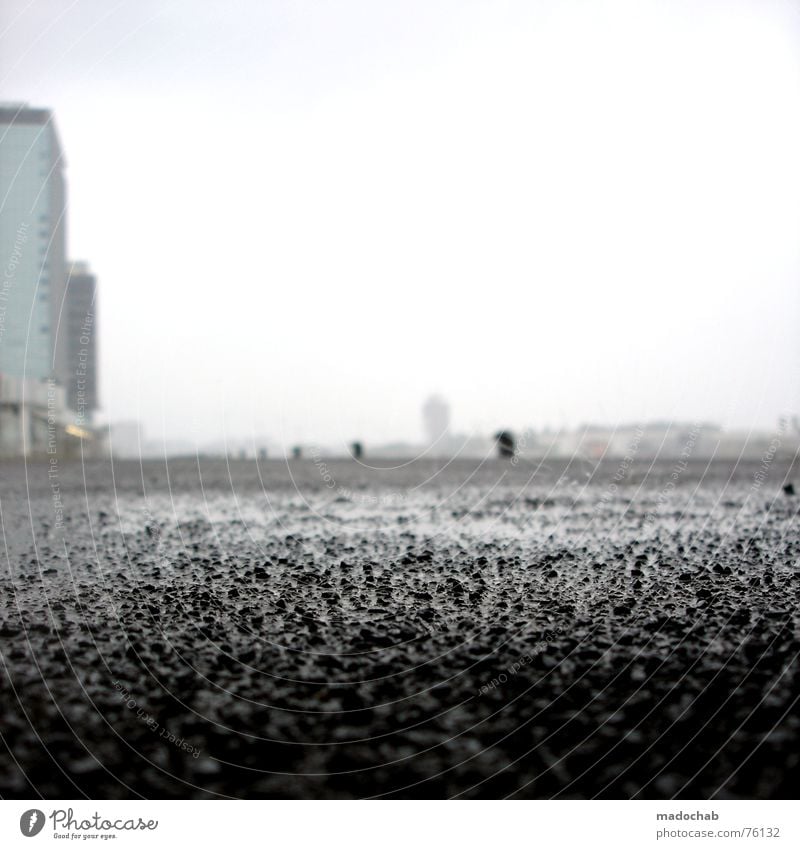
[1,0,799,447]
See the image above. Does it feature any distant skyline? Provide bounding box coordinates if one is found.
[2,0,799,447]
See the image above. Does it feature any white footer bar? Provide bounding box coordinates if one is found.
[2,800,796,848]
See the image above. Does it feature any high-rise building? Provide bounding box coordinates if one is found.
[0,104,94,456]
[63,261,98,423]
[0,103,67,380]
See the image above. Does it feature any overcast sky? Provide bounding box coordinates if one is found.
[1,0,798,448]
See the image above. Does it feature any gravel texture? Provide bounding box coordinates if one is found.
[0,456,798,798]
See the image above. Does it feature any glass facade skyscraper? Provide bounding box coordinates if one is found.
[0,103,67,381]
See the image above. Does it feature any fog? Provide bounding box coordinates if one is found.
[2,0,798,448]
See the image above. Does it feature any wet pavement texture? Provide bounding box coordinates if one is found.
[0,456,798,798]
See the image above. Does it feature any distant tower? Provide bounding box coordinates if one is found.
[422,395,450,445]
[63,261,98,424]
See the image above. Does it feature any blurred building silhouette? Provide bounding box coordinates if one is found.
[62,261,98,424]
[422,394,450,445]
[0,104,66,380]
